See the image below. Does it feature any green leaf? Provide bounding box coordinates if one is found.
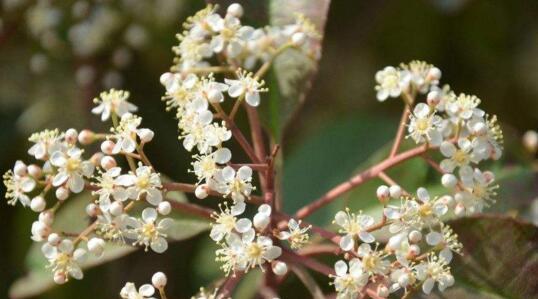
[283,116,393,226]
[445,215,538,299]
[10,192,210,298]
[264,0,331,139]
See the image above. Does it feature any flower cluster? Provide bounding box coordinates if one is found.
[330,61,502,298]
[158,3,318,282]
[3,88,176,283]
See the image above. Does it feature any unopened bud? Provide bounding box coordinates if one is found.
[138,128,154,143]
[109,201,124,216]
[427,90,441,106]
[389,185,402,199]
[408,230,422,243]
[100,140,115,155]
[100,156,117,170]
[28,164,42,178]
[157,201,171,215]
[195,184,209,199]
[56,187,70,201]
[54,271,67,284]
[78,129,95,145]
[227,3,243,18]
[152,272,168,288]
[376,185,390,204]
[272,261,288,276]
[86,203,99,217]
[65,128,78,144]
[31,196,46,212]
[292,32,306,46]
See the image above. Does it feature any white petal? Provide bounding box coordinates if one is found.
[339,235,354,251]
[426,231,443,246]
[334,260,348,276]
[245,92,260,107]
[358,231,375,243]
[150,237,168,253]
[146,189,163,205]
[139,284,155,296]
[235,218,252,233]
[422,278,435,294]
[142,208,158,222]
[264,246,282,260]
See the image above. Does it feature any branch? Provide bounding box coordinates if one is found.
[389,105,411,157]
[167,199,214,219]
[295,144,431,219]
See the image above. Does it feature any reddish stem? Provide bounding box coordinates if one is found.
[167,199,214,219]
[389,105,411,157]
[295,144,431,219]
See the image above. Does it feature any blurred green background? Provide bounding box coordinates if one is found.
[1,0,537,298]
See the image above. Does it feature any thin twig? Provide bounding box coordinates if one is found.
[389,105,411,157]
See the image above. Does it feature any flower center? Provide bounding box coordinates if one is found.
[66,158,80,172]
[142,222,157,239]
[419,203,433,217]
[453,150,468,165]
[416,118,430,133]
[246,243,263,259]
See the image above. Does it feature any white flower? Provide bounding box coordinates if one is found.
[457,168,498,214]
[3,170,36,206]
[331,259,368,299]
[28,129,64,160]
[41,239,85,282]
[231,229,281,271]
[375,66,405,101]
[210,202,250,242]
[425,225,462,263]
[120,282,156,299]
[111,113,151,154]
[440,138,479,176]
[400,61,441,94]
[50,147,94,193]
[446,93,482,122]
[116,164,163,205]
[92,167,129,212]
[277,218,311,249]
[209,15,253,58]
[126,208,173,253]
[194,75,229,104]
[211,166,253,202]
[407,103,443,146]
[225,70,267,107]
[92,89,137,121]
[415,254,455,294]
[333,208,375,251]
[192,148,232,183]
[356,243,390,277]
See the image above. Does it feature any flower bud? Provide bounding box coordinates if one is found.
[90,152,104,166]
[109,201,124,216]
[227,3,243,18]
[426,90,441,106]
[14,160,27,176]
[377,285,389,298]
[195,184,209,199]
[523,130,538,153]
[87,237,105,257]
[291,32,306,46]
[408,244,420,257]
[376,185,390,204]
[56,187,70,201]
[253,212,270,230]
[441,173,457,189]
[86,203,99,217]
[78,129,95,145]
[427,67,442,82]
[65,128,78,144]
[389,185,402,199]
[152,272,168,288]
[454,203,466,216]
[39,211,54,225]
[138,128,154,143]
[28,164,42,178]
[100,156,117,170]
[439,195,454,208]
[31,196,46,212]
[408,230,422,243]
[47,233,61,246]
[386,233,405,251]
[54,271,67,284]
[272,261,288,276]
[157,201,171,215]
[482,171,495,183]
[100,140,116,155]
